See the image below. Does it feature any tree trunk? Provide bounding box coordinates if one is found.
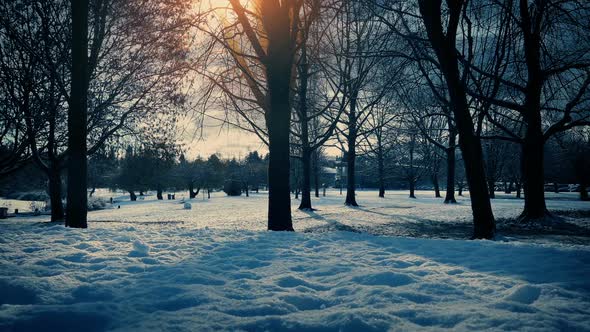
[48,169,64,222]
[418,0,494,238]
[378,143,385,198]
[156,186,163,200]
[444,128,457,203]
[129,191,137,201]
[487,178,496,199]
[313,152,320,198]
[553,182,559,194]
[207,189,211,199]
[343,89,359,207]
[444,145,457,203]
[458,185,463,196]
[433,173,441,198]
[518,0,549,222]
[66,0,89,228]
[299,148,312,210]
[516,181,522,199]
[458,125,496,238]
[266,44,293,231]
[189,183,198,199]
[409,179,416,199]
[345,144,358,206]
[520,125,548,220]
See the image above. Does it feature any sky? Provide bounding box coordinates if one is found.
[178,0,343,160]
[179,115,268,159]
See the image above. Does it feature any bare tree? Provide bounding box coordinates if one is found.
[417,0,496,238]
[66,0,90,228]
[328,0,392,206]
[195,0,322,230]
[291,6,344,210]
[0,0,191,223]
[463,0,590,222]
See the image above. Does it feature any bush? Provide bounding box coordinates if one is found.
[5,191,48,201]
[87,197,109,211]
[223,180,242,196]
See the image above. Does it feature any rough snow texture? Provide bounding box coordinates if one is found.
[1,191,590,331]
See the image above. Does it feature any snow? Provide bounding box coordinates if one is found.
[1,190,590,331]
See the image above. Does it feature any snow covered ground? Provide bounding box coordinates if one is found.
[1,191,590,331]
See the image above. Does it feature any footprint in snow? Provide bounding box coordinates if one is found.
[352,272,414,287]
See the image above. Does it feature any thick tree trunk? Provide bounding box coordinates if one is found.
[189,183,199,199]
[129,191,137,201]
[266,45,293,231]
[345,143,358,206]
[344,92,359,206]
[48,169,64,222]
[419,0,494,238]
[66,0,89,228]
[156,186,163,200]
[553,182,559,194]
[518,0,550,222]
[297,43,312,211]
[458,185,463,196]
[445,154,457,204]
[409,179,416,199]
[458,127,496,238]
[520,123,548,220]
[378,186,385,198]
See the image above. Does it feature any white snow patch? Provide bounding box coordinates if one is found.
[129,240,150,257]
[1,190,589,331]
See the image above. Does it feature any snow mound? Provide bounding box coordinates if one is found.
[128,239,150,257]
[504,284,541,304]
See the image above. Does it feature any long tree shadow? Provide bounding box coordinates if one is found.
[300,210,362,233]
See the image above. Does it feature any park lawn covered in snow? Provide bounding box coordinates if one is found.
[1,191,590,331]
